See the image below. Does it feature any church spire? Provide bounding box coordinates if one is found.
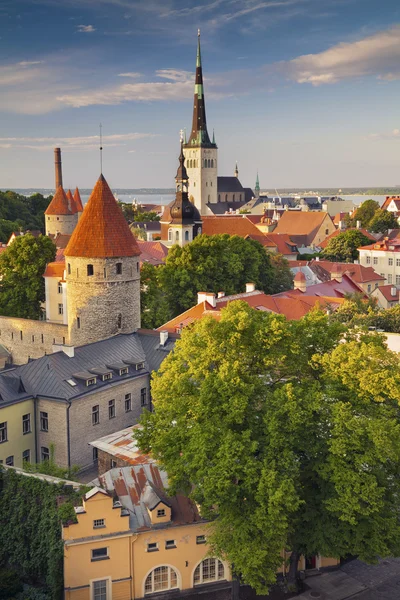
[255,171,260,192]
[186,30,215,148]
[234,162,239,177]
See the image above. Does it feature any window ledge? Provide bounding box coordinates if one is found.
[91,557,110,562]
[165,545,176,550]
[147,548,159,553]
[93,526,106,530]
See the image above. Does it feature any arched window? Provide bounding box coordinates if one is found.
[208,159,211,168]
[233,194,235,201]
[225,194,228,202]
[168,229,172,241]
[116,262,122,275]
[175,231,179,241]
[194,559,225,585]
[193,159,196,168]
[185,231,189,241]
[87,264,94,276]
[211,159,214,168]
[117,314,122,329]
[145,566,178,595]
[67,263,71,275]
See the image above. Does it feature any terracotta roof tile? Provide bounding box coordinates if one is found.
[137,240,169,266]
[309,260,385,284]
[273,211,333,245]
[73,187,84,212]
[66,189,75,213]
[375,284,400,302]
[65,174,141,258]
[44,186,72,216]
[43,261,65,278]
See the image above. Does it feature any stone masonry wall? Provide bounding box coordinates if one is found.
[69,374,149,469]
[0,316,69,365]
[37,397,69,467]
[66,256,141,347]
[45,214,77,237]
[97,449,128,475]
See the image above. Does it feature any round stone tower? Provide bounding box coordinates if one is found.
[45,186,77,236]
[64,174,141,347]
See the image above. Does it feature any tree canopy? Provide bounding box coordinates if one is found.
[160,234,291,316]
[136,302,400,593]
[0,191,51,241]
[0,234,56,319]
[322,230,372,262]
[368,208,398,233]
[350,199,380,227]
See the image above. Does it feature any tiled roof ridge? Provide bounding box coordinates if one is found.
[44,186,72,216]
[65,174,141,258]
[73,187,84,212]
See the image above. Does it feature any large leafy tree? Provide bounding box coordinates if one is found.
[322,230,372,262]
[160,234,282,315]
[350,199,380,227]
[368,208,398,233]
[140,263,171,329]
[0,234,56,319]
[136,302,400,593]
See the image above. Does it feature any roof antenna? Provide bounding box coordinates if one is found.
[99,123,103,174]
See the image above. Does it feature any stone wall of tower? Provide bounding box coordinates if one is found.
[46,213,77,237]
[184,147,217,215]
[66,256,140,347]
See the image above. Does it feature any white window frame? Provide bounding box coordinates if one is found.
[58,303,63,315]
[143,565,180,596]
[91,547,109,562]
[389,258,394,266]
[90,576,111,600]
[193,558,225,586]
[93,519,105,529]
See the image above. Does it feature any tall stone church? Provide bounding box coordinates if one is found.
[183,31,254,216]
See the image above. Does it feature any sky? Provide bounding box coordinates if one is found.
[1,0,400,190]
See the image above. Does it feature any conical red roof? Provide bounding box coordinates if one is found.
[73,187,84,212]
[45,186,72,216]
[65,174,141,258]
[66,189,75,213]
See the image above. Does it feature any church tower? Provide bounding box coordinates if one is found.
[183,30,217,215]
[45,149,77,236]
[255,172,260,199]
[64,174,141,347]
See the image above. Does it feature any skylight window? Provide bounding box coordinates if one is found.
[67,379,77,387]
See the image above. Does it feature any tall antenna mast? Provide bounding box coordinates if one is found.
[99,123,103,174]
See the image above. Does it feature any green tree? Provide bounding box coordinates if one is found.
[0,234,56,319]
[160,234,276,315]
[368,209,398,233]
[350,199,380,227]
[140,263,171,329]
[136,303,400,593]
[322,230,372,262]
[134,211,160,222]
[268,254,294,294]
[129,225,147,241]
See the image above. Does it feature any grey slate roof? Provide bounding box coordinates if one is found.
[217,176,244,193]
[0,331,176,406]
[206,201,248,215]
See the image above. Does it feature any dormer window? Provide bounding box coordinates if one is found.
[102,373,112,381]
[120,367,128,376]
[136,362,145,371]
[87,378,96,386]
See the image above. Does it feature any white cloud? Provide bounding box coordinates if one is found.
[18,60,44,67]
[0,132,156,151]
[368,128,400,141]
[76,24,96,32]
[282,25,400,86]
[156,69,193,83]
[118,72,142,78]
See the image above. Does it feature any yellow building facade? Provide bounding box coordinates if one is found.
[63,488,231,600]
[0,398,36,467]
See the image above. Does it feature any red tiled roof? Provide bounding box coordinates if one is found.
[55,248,65,262]
[65,174,141,258]
[319,227,376,249]
[44,261,65,278]
[275,273,364,299]
[44,186,72,216]
[73,187,84,212]
[375,284,400,302]
[66,189,75,213]
[53,233,71,249]
[273,211,333,246]
[358,237,400,252]
[202,215,260,237]
[309,260,385,284]
[333,212,349,225]
[137,240,169,266]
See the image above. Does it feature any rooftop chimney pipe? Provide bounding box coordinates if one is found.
[54,147,63,189]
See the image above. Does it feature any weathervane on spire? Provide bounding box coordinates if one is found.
[198,28,200,37]
[179,129,184,144]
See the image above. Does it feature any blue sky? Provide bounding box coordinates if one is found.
[1,0,400,190]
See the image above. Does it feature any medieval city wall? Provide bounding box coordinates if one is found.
[0,316,69,365]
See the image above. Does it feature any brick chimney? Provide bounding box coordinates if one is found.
[54,147,63,189]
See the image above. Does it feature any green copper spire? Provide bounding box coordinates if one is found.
[196,28,202,67]
[212,129,216,144]
[255,171,260,190]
